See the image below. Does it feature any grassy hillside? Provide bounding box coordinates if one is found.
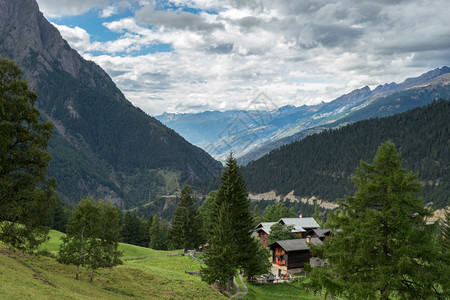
[0,231,225,299]
[244,282,321,300]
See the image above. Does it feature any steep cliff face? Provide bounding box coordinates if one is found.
[0,0,222,207]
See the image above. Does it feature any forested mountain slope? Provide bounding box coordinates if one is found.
[0,0,222,207]
[242,100,449,208]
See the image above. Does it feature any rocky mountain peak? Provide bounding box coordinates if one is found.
[0,0,112,92]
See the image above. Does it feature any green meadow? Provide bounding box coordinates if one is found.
[0,230,322,299]
[0,230,225,299]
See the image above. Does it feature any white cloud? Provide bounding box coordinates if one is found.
[43,0,450,115]
[51,23,92,51]
[100,5,118,18]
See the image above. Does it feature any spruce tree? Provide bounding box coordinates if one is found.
[169,184,202,252]
[149,214,165,250]
[121,212,140,245]
[307,142,444,299]
[198,190,218,242]
[202,153,268,291]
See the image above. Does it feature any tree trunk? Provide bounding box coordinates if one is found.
[76,264,80,280]
[90,268,95,283]
[76,227,85,280]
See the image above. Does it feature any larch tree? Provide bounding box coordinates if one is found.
[201,153,269,292]
[307,141,445,299]
[436,211,450,297]
[169,184,203,252]
[0,58,55,251]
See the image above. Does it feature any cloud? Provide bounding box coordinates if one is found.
[51,23,92,51]
[135,5,224,32]
[43,0,450,115]
[37,0,113,17]
[100,5,118,18]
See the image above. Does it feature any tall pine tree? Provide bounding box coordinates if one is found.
[202,153,269,292]
[169,184,203,252]
[307,142,445,299]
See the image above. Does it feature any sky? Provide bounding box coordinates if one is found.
[35,0,450,116]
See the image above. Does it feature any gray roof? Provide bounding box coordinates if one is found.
[254,222,276,234]
[269,237,322,252]
[310,229,331,238]
[278,217,320,232]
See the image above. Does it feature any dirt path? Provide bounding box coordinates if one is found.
[230,274,248,299]
[230,276,240,299]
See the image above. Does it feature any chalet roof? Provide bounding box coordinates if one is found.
[269,237,322,252]
[278,217,320,232]
[309,229,331,238]
[254,222,276,234]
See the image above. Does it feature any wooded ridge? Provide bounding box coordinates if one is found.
[242,99,449,208]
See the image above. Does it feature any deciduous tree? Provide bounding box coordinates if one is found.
[267,223,298,244]
[58,197,122,282]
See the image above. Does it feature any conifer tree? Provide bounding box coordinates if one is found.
[0,58,55,251]
[137,216,151,247]
[307,141,444,299]
[149,214,165,250]
[169,184,203,252]
[121,211,140,245]
[202,153,269,291]
[198,190,218,242]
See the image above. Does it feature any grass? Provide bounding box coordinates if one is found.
[2,230,322,299]
[244,282,323,300]
[0,230,225,299]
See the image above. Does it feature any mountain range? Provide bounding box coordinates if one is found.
[0,0,222,208]
[157,67,450,164]
[242,99,449,209]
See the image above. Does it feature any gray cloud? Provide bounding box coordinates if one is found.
[206,43,234,54]
[44,0,450,114]
[136,5,224,32]
[313,24,363,48]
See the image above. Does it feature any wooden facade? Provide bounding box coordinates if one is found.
[269,238,322,277]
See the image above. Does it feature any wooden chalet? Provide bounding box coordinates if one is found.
[277,217,320,238]
[269,237,322,277]
[254,217,321,245]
